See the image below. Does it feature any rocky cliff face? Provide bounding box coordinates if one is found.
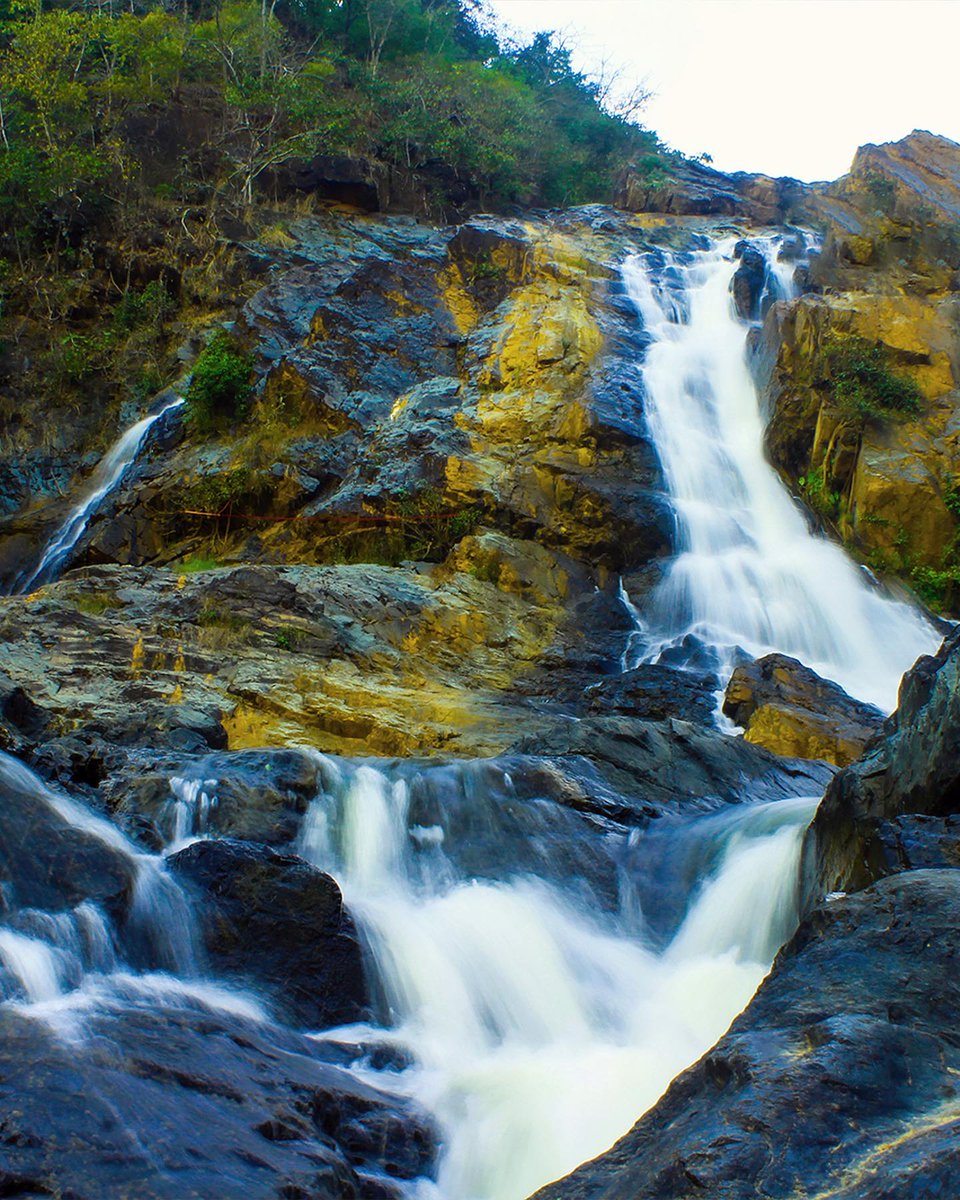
[0,206,684,759]
[755,131,960,611]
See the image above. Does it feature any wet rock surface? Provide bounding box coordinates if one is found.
[723,652,885,766]
[0,997,436,1200]
[169,838,369,1029]
[533,869,960,1200]
[804,626,960,900]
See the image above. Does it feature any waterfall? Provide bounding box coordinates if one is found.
[14,396,184,594]
[298,758,819,1200]
[0,752,209,1016]
[621,236,939,713]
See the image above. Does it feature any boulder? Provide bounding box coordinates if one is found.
[534,870,960,1200]
[169,838,369,1029]
[730,242,767,321]
[513,715,834,817]
[584,664,718,725]
[0,751,134,914]
[802,627,960,902]
[0,990,435,1200]
[723,653,885,766]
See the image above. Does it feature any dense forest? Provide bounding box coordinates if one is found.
[0,0,668,236]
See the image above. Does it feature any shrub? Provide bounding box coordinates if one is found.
[185,332,254,433]
[824,337,922,424]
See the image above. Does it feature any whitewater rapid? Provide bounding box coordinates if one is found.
[621,236,939,713]
[297,758,817,1200]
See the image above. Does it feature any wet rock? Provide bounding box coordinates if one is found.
[723,653,884,766]
[513,715,835,819]
[802,627,960,901]
[730,243,766,320]
[584,664,718,725]
[169,838,369,1029]
[0,991,436,1200]
[0,673,51,756]
[534,869,960,1200]
[0,752,133,913]
[113,748,321,848]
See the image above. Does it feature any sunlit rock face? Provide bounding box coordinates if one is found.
[751,132,960,612]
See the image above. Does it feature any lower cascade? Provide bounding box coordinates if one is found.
[299,762,816,1200]
[0,748,817,1200]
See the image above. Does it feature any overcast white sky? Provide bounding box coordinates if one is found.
[485,0,960,182]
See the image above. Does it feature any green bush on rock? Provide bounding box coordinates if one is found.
[186,333,254,434]
[824,336,922,425]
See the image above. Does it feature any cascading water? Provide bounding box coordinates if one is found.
[621,236,940,713]
[13,396,184,594]
[0,753,239,1027]
[0,746,820,1198]
[297,757,819,1200]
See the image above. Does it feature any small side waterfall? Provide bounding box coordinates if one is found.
[621,237,939,713]
[13,396,184,594]
[297,758,819,1200]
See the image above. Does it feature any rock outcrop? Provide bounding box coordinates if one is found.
[802,627,960,901]
[723,653,885,766]
[753,131,960,612]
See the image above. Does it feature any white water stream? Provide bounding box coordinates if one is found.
[14,396,184,593]
[622,236,939,713]
[298,759,817,1200]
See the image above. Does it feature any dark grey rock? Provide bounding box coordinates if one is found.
[534,870,960,1200]
[169,837,369,1029]
[802,627,959,903]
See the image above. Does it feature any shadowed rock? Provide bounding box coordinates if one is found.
[169,838,369,1029]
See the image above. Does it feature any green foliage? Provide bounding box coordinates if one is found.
[861,170,896,212]
[824,337,922,424]
[943,481,960,519]
[185,333,254,433]
[179,466,260,514]
[112,281,174,333]
[910,564,960,613]
[797,467,842,522]
[0,0,672,242]
[175,554,221,572]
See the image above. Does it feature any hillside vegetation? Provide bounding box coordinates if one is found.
[0,0,669,448]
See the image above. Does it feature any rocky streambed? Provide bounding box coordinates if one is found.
[1,132,960,1198]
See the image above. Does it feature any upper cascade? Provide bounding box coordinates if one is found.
[621,234,940,713]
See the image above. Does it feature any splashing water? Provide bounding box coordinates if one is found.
[299,757,819,1200]
[621,236,939,712]
[14,397,184,594]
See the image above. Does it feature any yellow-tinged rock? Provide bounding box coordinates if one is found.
[743,704,867,767]
[130,635,145,680]
[851,423,956,567]
[437,263,480,337]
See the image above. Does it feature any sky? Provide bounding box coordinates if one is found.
[484,0,960,182]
